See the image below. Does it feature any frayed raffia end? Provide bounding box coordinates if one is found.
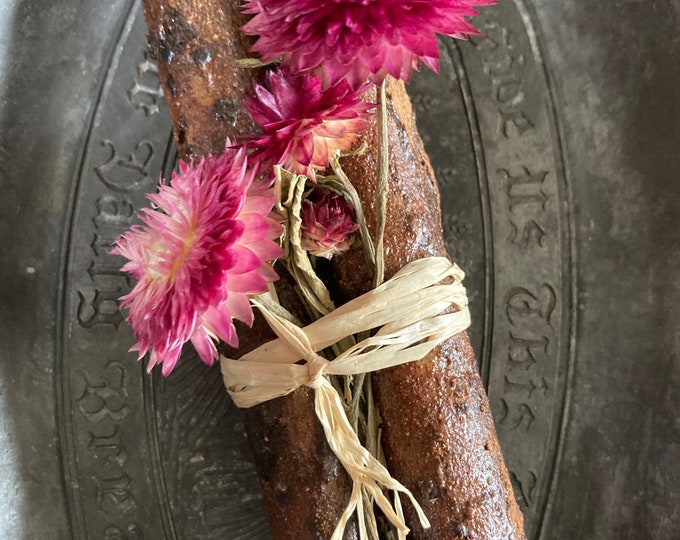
[220,257,471,539]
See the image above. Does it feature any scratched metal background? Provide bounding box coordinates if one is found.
[1,0,679,539]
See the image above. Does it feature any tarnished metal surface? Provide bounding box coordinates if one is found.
[0,0,678,538]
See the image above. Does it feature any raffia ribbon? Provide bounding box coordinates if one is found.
[221,257,471,539]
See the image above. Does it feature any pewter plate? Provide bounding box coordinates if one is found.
[1,1,679,539]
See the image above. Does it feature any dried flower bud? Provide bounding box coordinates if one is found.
[300,189,359,259]
[244,69,373,182]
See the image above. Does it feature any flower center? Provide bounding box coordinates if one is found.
[147,223,199,283]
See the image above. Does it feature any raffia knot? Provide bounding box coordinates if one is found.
[305,355,329,390]
[221,257,471,539]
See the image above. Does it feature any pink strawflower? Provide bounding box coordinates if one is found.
[113,144,283,375]
[300,189,359,259]
[242,0,494,89]
[244,69,373,181]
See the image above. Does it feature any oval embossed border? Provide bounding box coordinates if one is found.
[58,3,177,538]
[449,1,576,537]
[56,2,576,539]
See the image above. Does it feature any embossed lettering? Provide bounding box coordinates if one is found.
[89,426,128,468]
[77,288,124,329]
[104,524,143,540]
[509,469,537,508]
[95,140,155,192]
[508,333,547,370]
[498,398,536,432]
[90,232,119,259]
[469,29,499,52]
[499,109,534,138]
[443,212,473,238]
[435,166,456,188]
[504,374,550,398]
[128,81,164,116]
[509,219,546,249]
[483,51,526,81]
[87,233,128,283]
[94,195,135,229]
[505,284,556,328]
[88,233,128,283]
[496,80,524,106]
[127,54,163,116]
[461,5,570,531]
[500,167,548,211]
[87,257,129,283]
[78,362,137,527]
[76,363,130,423]
[95,472,137,514]
[77,194,135,328]
[470,22,533,138]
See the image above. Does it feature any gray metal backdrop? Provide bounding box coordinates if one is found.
[1,0,678,538]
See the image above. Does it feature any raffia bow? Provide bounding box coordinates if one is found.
[221,257,471,539]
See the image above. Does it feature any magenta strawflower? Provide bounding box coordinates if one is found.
[301,189,359,259]
[113,144,283,375]
[244,69,373,181]
[242,0,494,89]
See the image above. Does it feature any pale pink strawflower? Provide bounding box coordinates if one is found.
[242,0,494,89]
[300,189,359,259]
[113,144,283,375]
[244,69,373,181]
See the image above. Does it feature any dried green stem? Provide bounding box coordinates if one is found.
[374,80,389,289]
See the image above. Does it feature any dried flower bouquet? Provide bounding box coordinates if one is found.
[114,0,526,538]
